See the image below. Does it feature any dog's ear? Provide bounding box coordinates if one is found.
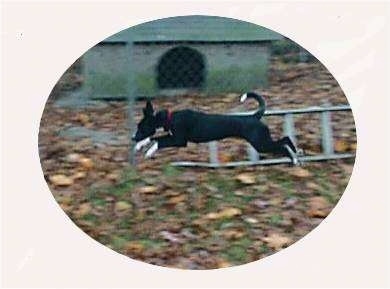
[143,100,154,116]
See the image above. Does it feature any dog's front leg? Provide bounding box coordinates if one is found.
[145,135,186,158]
[135,137,151,151]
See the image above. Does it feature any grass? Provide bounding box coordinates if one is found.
[205,197,219,212]
[117,217,133,230]
[82,213,98,223]
[162,164,182,177]
[85,72,128,98]
[108,180,134,197]
[136,74,157,95]
[311,168,339,203]
[66,161,349,268]
[279,179,295,198]
[106,168,139,197]
[214,218,236,230]
[92,198,107,207]
[259,243,270,254]
[138,239,167,250]
[268,214,283,226]
[206,64,268,94]
[208,173,237,192]
[111,235,128,250]
[86,187,100,202]
[223,237,252,263]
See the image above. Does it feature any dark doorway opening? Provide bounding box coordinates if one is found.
[157,46,205,89]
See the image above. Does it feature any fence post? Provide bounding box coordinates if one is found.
[321,109,334,156]
[209,141,219,165]
[127,40,137,165]
[283,113,297,146]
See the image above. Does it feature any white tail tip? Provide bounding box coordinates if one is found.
[240,93,247,103]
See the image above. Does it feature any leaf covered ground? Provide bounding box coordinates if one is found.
[39,58,356,269]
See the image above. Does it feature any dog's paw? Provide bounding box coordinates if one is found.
[135,137,151,151]
[240,93,247,103]
[145,142,158,158]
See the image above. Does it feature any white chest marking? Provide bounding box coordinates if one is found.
[145,142,158,158]
[135,137,151,151]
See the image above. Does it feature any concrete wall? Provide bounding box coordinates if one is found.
[83,42,270,98]
[83,43,130,99]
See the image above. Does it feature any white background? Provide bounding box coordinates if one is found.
[2,1,390,287]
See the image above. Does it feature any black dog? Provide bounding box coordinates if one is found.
[132,92,299,164]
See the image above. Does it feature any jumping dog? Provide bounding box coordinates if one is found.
[132,92,299,164]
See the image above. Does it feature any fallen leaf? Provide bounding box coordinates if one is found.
[106,172,120,182]
[167,194,186,205]
[217,259,232,268]
[78,220,94,227]
[222,228,245,240]
[58,195,72,204]
[284,197,298,208]
[262,233,292,250]
[180,228,198,240]
[160,230,183,244]
[307,196,331,218]
[74,203,91,217]
[234,190,245,196]
[252,199,269,209]
[289,167,311,178]
[206,207,242,220]
[244,217,259,224]
[125,241,144,254]
[339,163,354,175]
[79,157,93,170]
[219,152,233,163]
[334,140,348,152]
[137,186,158,194]
[235,173,256,184]
[115,201,132,212]
[73,171,86,180]
[203,184,218,193]
[66,153,82,163]
[59,203,72,212]
[77,113,90,125]
[49,174,73,186]
[306,181,321,191]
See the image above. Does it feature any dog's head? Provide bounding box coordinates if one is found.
[132,100,157,142]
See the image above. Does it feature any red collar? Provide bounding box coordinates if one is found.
[164,110,173,131]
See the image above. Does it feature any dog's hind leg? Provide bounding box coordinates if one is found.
[279,136,301,165]
[246,133,299,165]
[281,136,297,153]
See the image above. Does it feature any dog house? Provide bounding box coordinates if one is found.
[82,15,282,98]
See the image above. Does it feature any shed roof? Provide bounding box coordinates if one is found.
[103,16,282,43]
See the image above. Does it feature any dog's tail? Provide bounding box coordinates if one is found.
[240,92,266,119]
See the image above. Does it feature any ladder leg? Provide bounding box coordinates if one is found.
[283,113,297,146]
[321,111,334,156]
[209,141,219,165]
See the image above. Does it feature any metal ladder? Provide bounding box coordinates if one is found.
[171,104,355,168]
